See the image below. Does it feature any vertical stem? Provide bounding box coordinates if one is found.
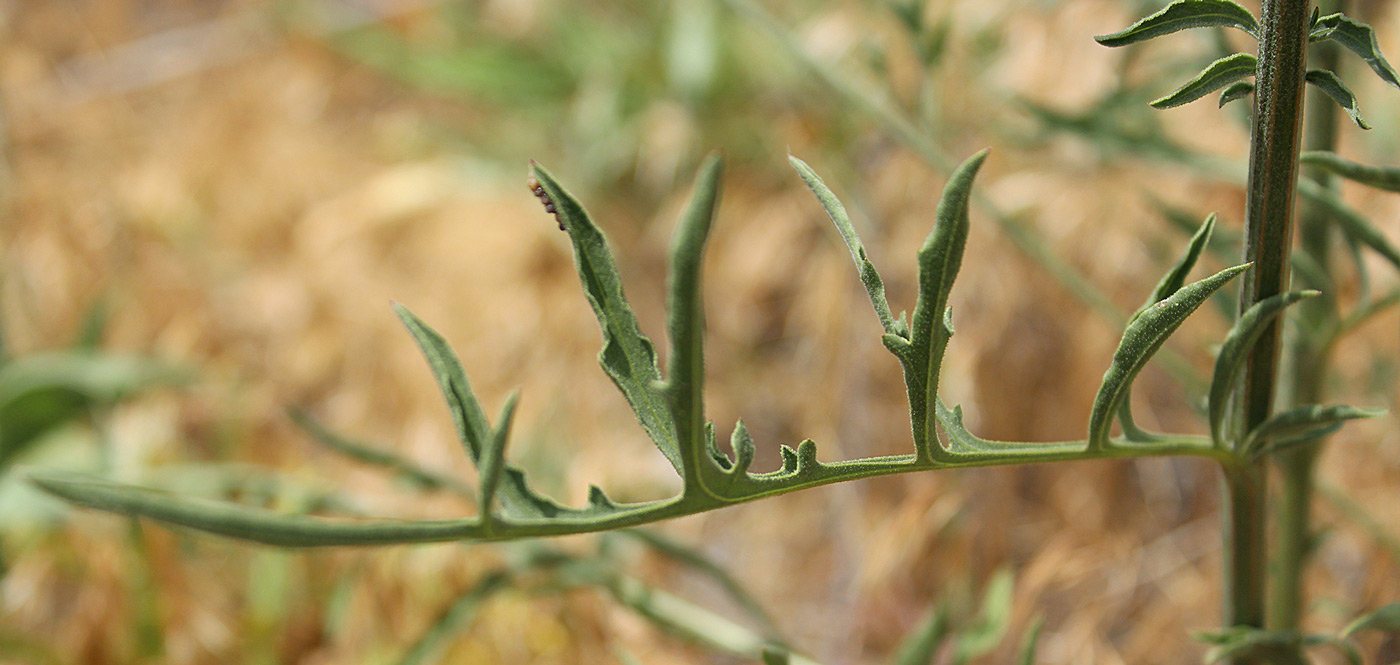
[1228,0,1310,656]
[1272,0,1345,632]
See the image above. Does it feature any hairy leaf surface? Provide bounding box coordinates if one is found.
[1206,291,1319,447]
[1095,0,1259,46]
[1151,53,1257,109]
[1310,13,1400,90]
[1305,69,1370,129]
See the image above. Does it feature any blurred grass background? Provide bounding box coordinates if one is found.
[0,0,1397,663]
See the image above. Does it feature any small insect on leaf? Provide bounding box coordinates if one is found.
[527,164,566,230]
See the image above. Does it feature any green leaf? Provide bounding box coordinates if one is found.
[1218,80,1254,107]
[1305,69,1370,129]
[1146,213,1217,307]
[394,304,563,519]
[955,569,1015,662]
[1310,13,1400,90]
[1344,603,1400,636]
[1243,404,1384,457]
[761,647,792,665]
[1088,264,1250,451]
[1300,151,1400,192]
[1095,0,1259,47]
[288,408,474,497]
[660,153,725,493]
[790,155,901,336]
[1151,53,1257,109]
[1295,177,1400,270]
[1206,291,1320,448]
[894,149,988,462]
[528,163,682,475]
[889,603,949,665]
[396,573,510,665]
[1018,616,1044,665]
[478,391,519,517]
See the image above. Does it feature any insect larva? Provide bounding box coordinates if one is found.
[526,172,565,231]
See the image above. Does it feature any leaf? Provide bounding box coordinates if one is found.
[1151,53,1257,109]
[1218,80,1254,107]
[394,304,563,519]
[1206,291,1320,447]
[1095,0,1259,47]
[790,155,900,336]
[1243,404,1384,457]
[528,163,682,475]
[27,471,481,547]
[1088,264,1250,451]
[761,647,792,665]
[889,603,949,665]
[1310,13,1400,90]
[396,573,510,665]
[1018,616,1044,665]
[895,149,988,462]
[288,408,474,497]
[1146,213,1217,307]
[1344,603,1400,636]
[1295,177,1400,270]
[1305,69,1370,129]
[661,154,725,492]
[477,391,519,516]
[955,569,1015,661]
[1300,151,1400,193]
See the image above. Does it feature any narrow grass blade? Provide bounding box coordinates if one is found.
[889,603,949,665]
[1219,81,1254,107]
[1342,603,1400,637]
[27,471,479,547]
[901,150,988,462]
[396,573,510,665]
[528,163,682,475]
[1295,178,1400,270]
[1243,404,1384,458]
[287,408,473,497]
[1300,151,1400,192]
[789,155,900,336]
[478,391,519,517]
[1150,53,1257,109]
[662,154,724,492]
[955,569,1015,662]
[1310,13,1400,90]
[1305,69,1370,129]
[394,304,560,519]
[1094,0,1259,46]
[1206,291,1320,447]
[1089,264,1250,451]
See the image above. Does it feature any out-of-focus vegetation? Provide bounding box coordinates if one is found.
[1,0,1397,663]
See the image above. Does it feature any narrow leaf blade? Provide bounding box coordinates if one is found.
[1151,53,1257,109]
[1219,80,1254,107]
[1207,291,1320,447]
[1095,0,1259,46]
[790,155,900,336]
[1310,13,1400,90]
[1343,603,1400,637]
[1305,69,1370,129]
[904,149,988,461]
[528,163,682,474]
[1089,264,1251,451]
[1300,151,1400,192]
[1245,404,1385,457]
[1296,177,1400,270]
[663,153,725,491]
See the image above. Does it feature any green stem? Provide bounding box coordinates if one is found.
[1272,0,1345,632]
[1228,0,1311,657]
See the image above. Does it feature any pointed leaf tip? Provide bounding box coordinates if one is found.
[1151,53,1257,109]
[1095,0,1259,47]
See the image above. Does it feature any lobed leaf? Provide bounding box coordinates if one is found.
[1088,264,1251,452]
[395,304,565,519]
[1242,404,1384,458]
[1305,69,1370,129]
[1095,0,1259,47]
[1300,151,1400,192]
[790,155,901,336]
[1218,80,1254,107]
[1206,291,1320,448]
[1310,13,1400,90]
[660,153,725,494]
[1151,53,1257,109]
[899,149,988,462]
[529,163,683,475]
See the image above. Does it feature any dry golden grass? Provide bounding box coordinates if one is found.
[1,1,1397,664]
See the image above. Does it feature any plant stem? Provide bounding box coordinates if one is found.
[1228,0,1311,656]
[1272,0,1345,632]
